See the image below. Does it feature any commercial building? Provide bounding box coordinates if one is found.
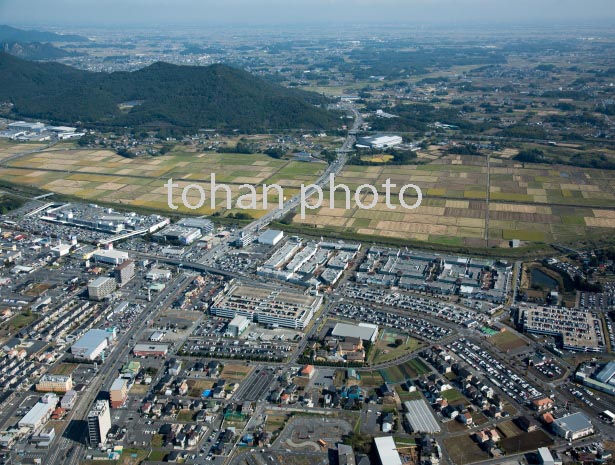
[18,394,58,432]
[331,322,379,343]
[552,412,594,440]
[257,230,284,246]
[70,329,113,360]
[88,277,117,301]
[110,377,129,408]
[177,218,214,234]
[146,268,172,281]
[87,400,111,447]
[211,283,322,330]
[403,400,441,433]
[50,243,71,257]
[356,135,402,149]
[149,331,165,342]
[35,374,73,393]
[153,225,202,245]
[92,249,129,265]
[538,448,562,465]
[114,259,135,287]
[133,344,169,357]
[30,427,56,448]
[60,390,77,410]
[227,315,250,336]
[373,436,402,465]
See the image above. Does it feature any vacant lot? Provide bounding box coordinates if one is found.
[443,434,490,465]
[186,379,215,397]
[500,430,553,454]
[490,331,528,352]
[220,364,253,382]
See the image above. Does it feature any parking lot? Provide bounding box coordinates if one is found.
[447,338,543,405]
[330,302,451,341]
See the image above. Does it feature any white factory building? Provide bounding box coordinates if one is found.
[92,249,129,265]
[227,315,250,336]
[356,135,402,149]
[257,229,284,246]
[331,322,379,343]
[18,394,58,432]
[70,328,115,360]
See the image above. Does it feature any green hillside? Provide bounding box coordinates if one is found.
[0,52,339,132]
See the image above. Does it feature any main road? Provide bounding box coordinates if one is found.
[202,103,362,256]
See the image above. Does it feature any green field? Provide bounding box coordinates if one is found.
[369,329,422,364]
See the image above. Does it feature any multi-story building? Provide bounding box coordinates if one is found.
[87,400,111,447]
[110,377,129,408]
[35,374,73,393]
[88,277,117,301]
[115,259,135,287]
[211,283,322,330]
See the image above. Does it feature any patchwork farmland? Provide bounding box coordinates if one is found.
[0,146,322,217]
[294,154,615,248]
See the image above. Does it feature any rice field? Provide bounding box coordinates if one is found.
[0,147,323,216]
[294,155,615,247]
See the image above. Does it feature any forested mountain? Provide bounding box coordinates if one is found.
[0,25,88,43]
[0,53,339,132]
[1,42,76,60]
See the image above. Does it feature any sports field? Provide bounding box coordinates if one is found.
[294,154,615,247]
[0,146,323,216]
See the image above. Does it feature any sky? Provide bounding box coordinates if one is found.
[1,0,614,27]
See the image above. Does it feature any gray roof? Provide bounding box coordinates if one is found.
[71,329,109,351]
[403,399,441,433]
[332,322,377,341]
[553,412,592,433]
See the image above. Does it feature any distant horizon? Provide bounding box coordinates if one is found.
[1,0,615,30]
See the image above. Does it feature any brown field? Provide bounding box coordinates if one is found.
[490,331,528,352]
[219,364,253,382]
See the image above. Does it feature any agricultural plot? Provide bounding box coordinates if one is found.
[379,358,430,384]
[0,147,323,217]
[295,155,615,248]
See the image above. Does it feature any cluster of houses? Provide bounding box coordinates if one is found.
[157,423,207,450]
[421,347,507,419]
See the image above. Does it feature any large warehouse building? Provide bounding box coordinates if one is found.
[71,329,114,360]
[373,436,402,465]
[331,322,379,343]
[18,394,58,432]
[211,283,322,330]
[356,135,402,149]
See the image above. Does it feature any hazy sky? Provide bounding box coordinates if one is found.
[1,0,614,27]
